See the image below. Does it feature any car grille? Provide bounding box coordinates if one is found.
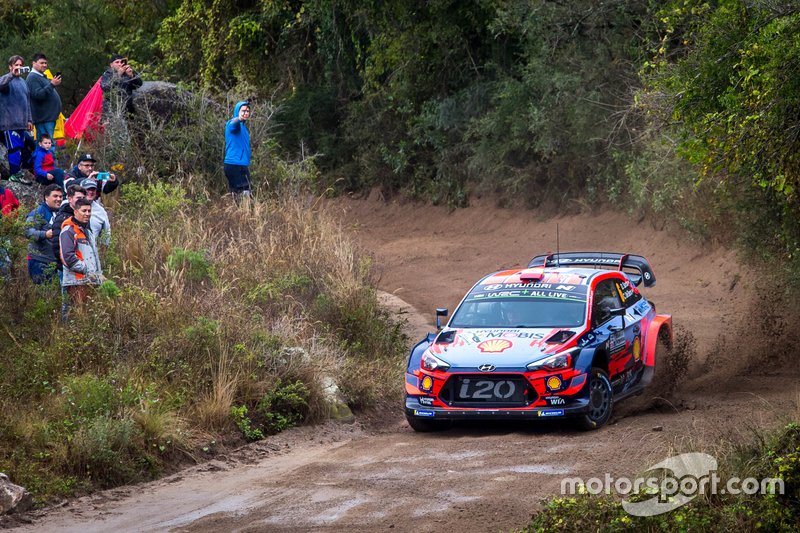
[438,374,536,408]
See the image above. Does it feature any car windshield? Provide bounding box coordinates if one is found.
[449,283,588,328]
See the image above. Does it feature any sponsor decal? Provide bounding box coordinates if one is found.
[578,332,597,348]
[414,409,435,417]
[418,396,433,406]
[477,339,513,353]
[633,336,642,361]
[608,330,626,354]
[546,376,563,391]
[420,375,434,392]
[478,364,496,372]
[546,396,566,406]
[539,409,565,417]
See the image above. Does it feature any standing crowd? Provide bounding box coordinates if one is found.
[0,51,256,316]
[0,52,140,317]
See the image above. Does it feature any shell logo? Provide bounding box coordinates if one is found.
[633,336,641,361]
[477,339,513,353]
[546,376,563,391]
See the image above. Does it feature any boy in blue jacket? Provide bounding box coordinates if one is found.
[32,134,65,188]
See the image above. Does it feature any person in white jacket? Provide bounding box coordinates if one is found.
[80,178,111,246]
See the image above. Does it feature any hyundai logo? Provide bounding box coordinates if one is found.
[478,364,496,372]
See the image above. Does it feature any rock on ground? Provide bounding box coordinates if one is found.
[0,473,33,515]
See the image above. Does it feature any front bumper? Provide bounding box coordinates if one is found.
[405,395,590,420]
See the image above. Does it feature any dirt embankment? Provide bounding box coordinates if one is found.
[9,196,799,533]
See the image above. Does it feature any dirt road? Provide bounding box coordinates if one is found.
[15,196,800,532]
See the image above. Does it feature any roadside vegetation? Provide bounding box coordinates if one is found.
[0,99,406,502]
[521,421,800,532]
[2,0,800,519]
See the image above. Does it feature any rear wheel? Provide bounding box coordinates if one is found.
[576,368,613,430]
[406,415,451,432]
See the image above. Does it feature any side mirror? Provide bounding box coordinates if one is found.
[610,307,626,329]
[435,308,448,330]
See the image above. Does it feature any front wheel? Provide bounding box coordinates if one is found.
[576,368,613,430]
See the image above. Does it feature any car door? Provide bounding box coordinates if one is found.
[590,277,641,392]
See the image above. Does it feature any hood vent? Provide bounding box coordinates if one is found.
[545,330,575,344]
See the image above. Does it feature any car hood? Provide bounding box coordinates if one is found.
[426,327,577,370]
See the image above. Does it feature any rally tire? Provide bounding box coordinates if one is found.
[576,368,613,431]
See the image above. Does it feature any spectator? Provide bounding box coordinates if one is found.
[60,197,103,306]
[80,178,111,247]
[50,184,86,270]
[64,153,118,199]
[100,54,142,116]
[25,184,62,284]
[0,55,33,182]
[224,101,252,200]
[32,134,65,188]
[0,183,20,216]
[26,53,62,142]
[0,184,20,279]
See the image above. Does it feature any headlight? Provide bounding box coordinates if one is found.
[421,351,451,372]
[527,348,579,371]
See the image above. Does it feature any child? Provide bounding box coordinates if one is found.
[32,134,65,188]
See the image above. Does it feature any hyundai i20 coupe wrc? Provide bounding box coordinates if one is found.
[404,252,672,431]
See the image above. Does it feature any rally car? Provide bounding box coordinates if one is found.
[404,252,672,431]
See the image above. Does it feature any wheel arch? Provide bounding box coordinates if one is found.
[644,314,672,367]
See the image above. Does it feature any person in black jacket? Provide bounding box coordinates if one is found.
[25,184,62,283]
[63,153,118,199]
[99,54,142,116]
[26,53,62,142]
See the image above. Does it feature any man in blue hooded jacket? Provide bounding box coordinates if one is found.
[224,101,252,199]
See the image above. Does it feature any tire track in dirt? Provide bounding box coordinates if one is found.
[15,196,800,533]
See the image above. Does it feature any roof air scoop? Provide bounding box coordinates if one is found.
[519,267,545,283]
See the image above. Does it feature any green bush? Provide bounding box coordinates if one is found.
[230,405,264,442]
[166,247,216,282]
[68,416,144,484]
[256,380,310,433]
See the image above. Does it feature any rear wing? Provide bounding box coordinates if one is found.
[527,252,657,288]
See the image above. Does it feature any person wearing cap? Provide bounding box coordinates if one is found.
[64,153,118,199]
[25,184,62,284]
[60,197,104,307]
[50,184,86,271]
[224,101,252,200]
[100,53,142,116]
[80,178,111,247]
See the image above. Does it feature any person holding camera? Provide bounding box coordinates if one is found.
[26,53,62,143]
[100,53,142,116]
[64,153,118,200]
[0,55,34,182]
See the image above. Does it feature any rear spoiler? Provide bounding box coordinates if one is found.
[527,252,657,287]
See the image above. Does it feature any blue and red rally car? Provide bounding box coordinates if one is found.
[404,252,672,431]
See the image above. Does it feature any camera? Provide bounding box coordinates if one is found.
[15,66,30,75]
[96,172,110,180]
